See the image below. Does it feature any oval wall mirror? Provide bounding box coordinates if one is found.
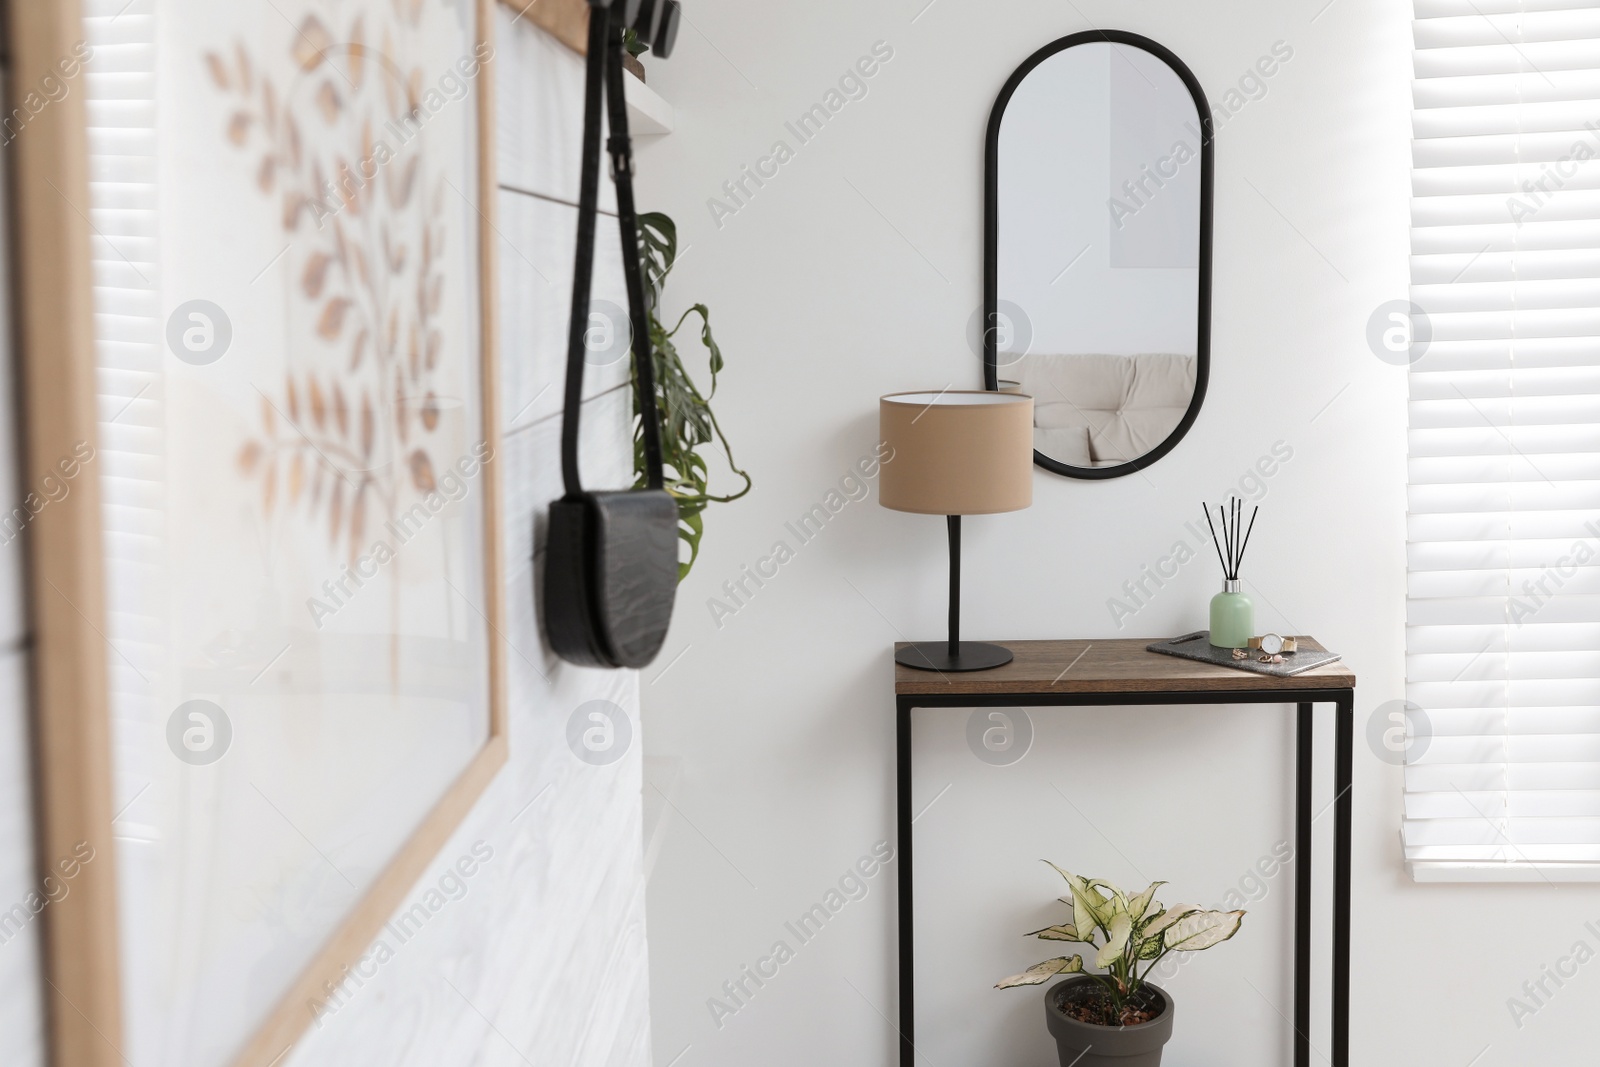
[984,31,1213,479]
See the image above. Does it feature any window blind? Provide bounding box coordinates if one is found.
[81,5,172,1063]
[1406,0,1600,881]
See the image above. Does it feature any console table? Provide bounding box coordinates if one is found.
[894,638,1354,1067]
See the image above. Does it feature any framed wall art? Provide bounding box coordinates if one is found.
[14,0,507,1064]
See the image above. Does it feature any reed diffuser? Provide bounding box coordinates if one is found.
[1204,498,1257,649]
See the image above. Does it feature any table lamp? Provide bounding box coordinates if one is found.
[879,390,1034,671]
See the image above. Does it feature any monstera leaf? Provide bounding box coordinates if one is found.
[631,212,750,579]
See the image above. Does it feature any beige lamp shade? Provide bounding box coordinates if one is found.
[879,391,1034,515]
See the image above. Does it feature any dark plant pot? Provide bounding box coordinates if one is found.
[1044,978,1175,1067]
[622,53,646,82]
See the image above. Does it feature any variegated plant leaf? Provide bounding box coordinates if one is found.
[1094,912,1133,969]
[1141,904,1200,939]
[1046,863,1111,935]
[1027,923,1085,942]
[1068,883,1103,938]
[1099,881,1131,923]
[995,955,1083,989]
[1163,909,1245,953]
[1127,881,1166,923]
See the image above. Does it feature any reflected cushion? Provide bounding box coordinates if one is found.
[1017,353,1195,467]
[1032,426,1093,467]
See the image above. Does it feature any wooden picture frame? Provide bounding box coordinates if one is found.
[8,1,507,1064]
[6,1,123,1064]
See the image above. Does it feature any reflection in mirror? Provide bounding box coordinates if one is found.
[988,35,1210,478]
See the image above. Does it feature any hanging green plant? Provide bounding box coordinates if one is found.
[631,211,751,580]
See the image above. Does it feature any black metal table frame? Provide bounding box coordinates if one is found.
[896,688,1353,1067]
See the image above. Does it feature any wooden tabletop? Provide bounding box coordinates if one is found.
[893,638,1355,696]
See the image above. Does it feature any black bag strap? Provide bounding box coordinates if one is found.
[603,24,666,492]
[561,7,665,496]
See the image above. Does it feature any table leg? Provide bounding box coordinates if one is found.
[897,698,915,1067]
[1295,702,1312,1067]
[1333,695,1353,1067]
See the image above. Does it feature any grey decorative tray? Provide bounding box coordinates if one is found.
[1147,631,1342,678]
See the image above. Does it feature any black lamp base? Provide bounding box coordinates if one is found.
[895,641,1014,673]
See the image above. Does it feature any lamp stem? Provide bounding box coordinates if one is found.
[947,514,960,658]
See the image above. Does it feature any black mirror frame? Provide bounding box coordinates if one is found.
[983,30,1214,480]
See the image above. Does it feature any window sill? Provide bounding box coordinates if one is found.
[1409,861,1600,884]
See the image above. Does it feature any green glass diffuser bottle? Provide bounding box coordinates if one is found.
[1210,579,1254,649]
[1204,499,1258,649]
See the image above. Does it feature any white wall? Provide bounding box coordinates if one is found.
[280,12,653,1066]
[636,3,1597,1066]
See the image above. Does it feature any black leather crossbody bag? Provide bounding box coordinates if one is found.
[543,6,678,668]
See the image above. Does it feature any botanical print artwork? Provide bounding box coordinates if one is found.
[208,4,485,597]
[95,4,493,1064]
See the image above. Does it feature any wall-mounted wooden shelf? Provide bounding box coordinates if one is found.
[500,0,675,136]
[500,0,587,54]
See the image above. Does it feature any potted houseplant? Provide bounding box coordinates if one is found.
[996,863,1244,1067]
[621,28,648,81]
[632,211,751,579]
